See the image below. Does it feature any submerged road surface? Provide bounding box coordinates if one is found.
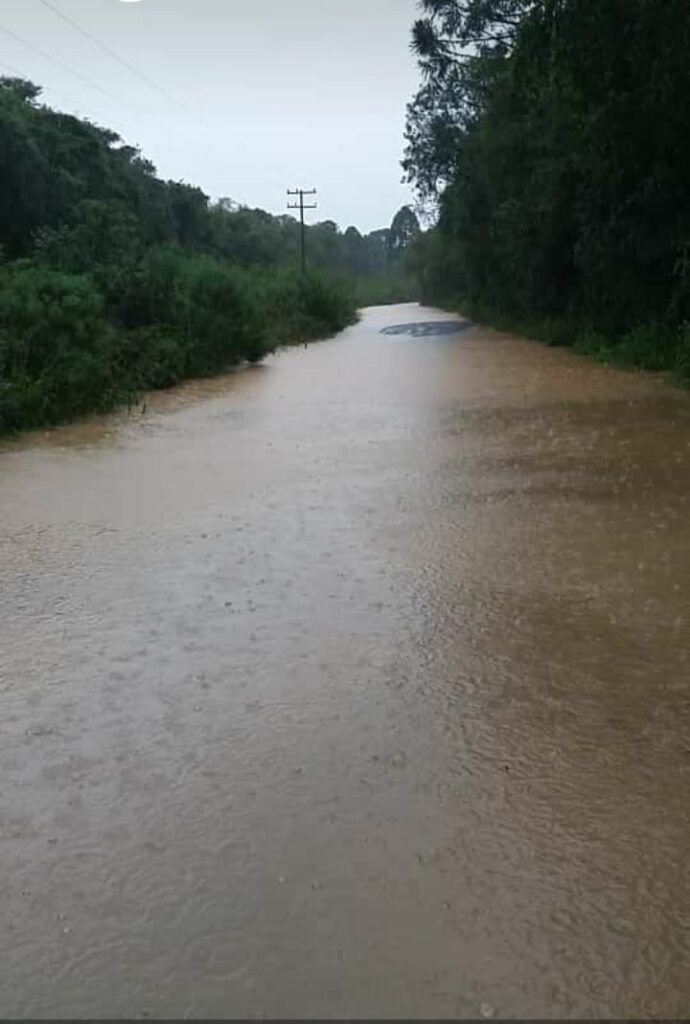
[1,305,689,1018]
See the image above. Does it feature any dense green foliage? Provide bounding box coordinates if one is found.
[404,0,690,381]
[0,254,359,432]
[0,77,417,432]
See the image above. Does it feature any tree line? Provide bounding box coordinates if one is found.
[404,0,690,380]
[0,77,419,433]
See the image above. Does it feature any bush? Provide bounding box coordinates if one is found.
[616,323,675,371]
[0,255,358,434]
[674,323,690,385]
[262,269,358,343]
[0,263,120,430]
[115,247,273,370]
[121,326,187,390]
[180,256,269,373]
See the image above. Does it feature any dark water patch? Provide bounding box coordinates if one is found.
[380,319,472,338]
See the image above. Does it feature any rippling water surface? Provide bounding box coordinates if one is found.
[1,304,689,1018]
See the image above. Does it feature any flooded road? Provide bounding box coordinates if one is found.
[1,303,689,1019]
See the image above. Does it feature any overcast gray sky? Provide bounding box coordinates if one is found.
[0,0,421,232]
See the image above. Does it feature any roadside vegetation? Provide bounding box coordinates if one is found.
[0,77,418,433]
[404,0,690,384]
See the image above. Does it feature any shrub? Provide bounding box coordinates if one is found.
[0,256,358,434]
[262,269,357,343]
[0,263,120,430]
[674,323,690,385]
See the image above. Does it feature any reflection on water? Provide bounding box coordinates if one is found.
[1,304,689,1018]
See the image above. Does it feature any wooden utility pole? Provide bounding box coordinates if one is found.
[287,188,317,274]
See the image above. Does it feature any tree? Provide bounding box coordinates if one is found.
[404,0,690,375]
[388,206,420,257]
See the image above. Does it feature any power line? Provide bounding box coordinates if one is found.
[0,46,132,136]
[287,188,318,274]
[0,58,26,78]
[1,59,300,235]
[0,23,124,106]
[37,0,190,112]
[28,1,289,194]
[0,56,81,112]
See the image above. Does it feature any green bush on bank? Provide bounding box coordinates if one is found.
[0,254,358,434]
[261,268,358,343]
[0,263,121,430]
[676,324,690,385]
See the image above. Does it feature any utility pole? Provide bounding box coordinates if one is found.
[287,188,317,274]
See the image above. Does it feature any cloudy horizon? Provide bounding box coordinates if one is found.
[1,0,422,232]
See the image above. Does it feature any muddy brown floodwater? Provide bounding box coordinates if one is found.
[1,304,689,1019]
